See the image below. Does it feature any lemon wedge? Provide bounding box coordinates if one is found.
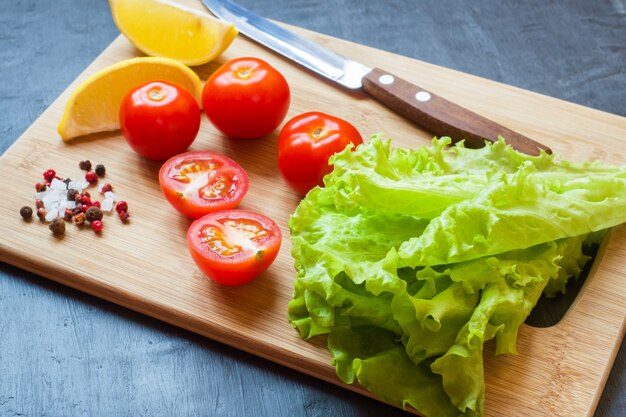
[58,57,202,141]
[109,0,238,66]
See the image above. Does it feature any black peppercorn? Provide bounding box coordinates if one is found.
[79,160,92,171]
[85,206,103,223]
[20,206,33,220]
[67,189,78,201]
[95,164,106,177]
[49,218,66,235]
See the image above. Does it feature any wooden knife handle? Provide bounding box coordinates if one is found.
[362,67,551,155]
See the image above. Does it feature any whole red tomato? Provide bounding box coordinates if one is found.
[202,57,290,139]
[120,80,201,160]
[277,112,363,195]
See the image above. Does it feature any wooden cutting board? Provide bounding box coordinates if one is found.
[1,1,625,415]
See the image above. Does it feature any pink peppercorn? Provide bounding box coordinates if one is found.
[115,201,128,214]
[91,220,103,233]
[85,171,98,184]
[43,169,56,182]
[119,211,130,222]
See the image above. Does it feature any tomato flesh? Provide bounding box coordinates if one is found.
[120,80,200,161]
[159,151,249,219]
[202,57,290,139]
[187,210,282,286]
[278,112,363,195]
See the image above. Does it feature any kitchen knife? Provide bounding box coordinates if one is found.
[201,0,551,156]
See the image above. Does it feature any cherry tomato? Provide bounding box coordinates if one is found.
[187,209,282,286]
[120,80,201,160]
[277,112,363,195]
[159,151,249,219]
[202,57,290,139]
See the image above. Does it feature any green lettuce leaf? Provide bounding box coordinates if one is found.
[288,135,626,417]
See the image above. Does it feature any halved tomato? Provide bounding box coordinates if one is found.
[187,209,282,286]
[159,151,249,219]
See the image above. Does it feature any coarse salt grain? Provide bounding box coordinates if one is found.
[45,209,58,222]
[101,198,114,212]
[42,191,60,209]
[68,180,83,191]
[67,201,76,209]
[50,178,67,190]
[68,179,89,191]
[104,191,116,201]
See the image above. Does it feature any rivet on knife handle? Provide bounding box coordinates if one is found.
[362,68,551,156]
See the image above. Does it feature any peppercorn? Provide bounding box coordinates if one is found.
[85,206,103,223]
[35,199,44,209]
[92,200,101,209]
[72,206,82,216]
[91,220,103,233]
[49,218,66,236]
[67,189,78,201]
[119,211,130,222]
[100,183,112,194]
[115,201,128,214]
[35,182,47,192]
[20,206,33,220]
[79,160,92,171]
[72,212,85,225]
[81,196,92,206]
[64,208,74,222]
[83,191,91,198]
[95,164,106,177]
[43,169,56,182]
[36,207,46,220]
[85,171,98,184]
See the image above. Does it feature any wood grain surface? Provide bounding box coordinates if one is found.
[1,1,625,417]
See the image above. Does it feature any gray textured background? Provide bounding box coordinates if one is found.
[1,0,624,416]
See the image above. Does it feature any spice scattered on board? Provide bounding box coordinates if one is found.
[20,161,130,235]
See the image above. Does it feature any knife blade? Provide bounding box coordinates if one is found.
[201,0,550,155]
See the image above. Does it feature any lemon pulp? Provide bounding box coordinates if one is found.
[110,0,238,66]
